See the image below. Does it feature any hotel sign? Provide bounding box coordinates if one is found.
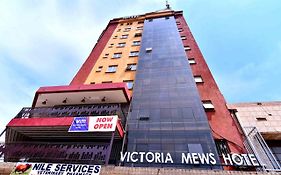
[120,152,260,167]
[68,116,118,132]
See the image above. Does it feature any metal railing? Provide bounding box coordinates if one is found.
[1,142,110,164]
[243,127,281,172]
[15,103,127,126]
[0,142,4,162]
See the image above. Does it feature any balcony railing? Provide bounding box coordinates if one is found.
[1,142,111,164]
[15,104,127,126]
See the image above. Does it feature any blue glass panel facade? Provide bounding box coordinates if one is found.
[126,16,221,169]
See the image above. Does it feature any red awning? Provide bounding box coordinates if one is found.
[7,117,124,139]
[32,83,131,107]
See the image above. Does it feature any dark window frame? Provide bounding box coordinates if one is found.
[126,63,137,71]
[215,139,231,156]
[106,65,118,73]
[123,80,134,90]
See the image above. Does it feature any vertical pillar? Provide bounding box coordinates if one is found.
[105,131,115,165]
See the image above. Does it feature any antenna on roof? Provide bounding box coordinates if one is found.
[166,0,171,9]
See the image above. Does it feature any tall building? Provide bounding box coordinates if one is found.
[2,6,252,171]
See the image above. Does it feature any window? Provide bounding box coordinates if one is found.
[188,144,203,153]
[96,66,103,72]
[184,46,191,51]
[127,22,132,25]
[108,43,114,48]
[124,27,131,32]
[138,21,144,24]
[138,110,150,121]
[117,42,126,48]
[106,65,117,73]
[136,144,148,152]
[215,139,230,156]
[148,19,153,22]
[132,41,141,46]
[146,48,152,52]
[102,81,112,83]
[188,58,196,64]
[117,29,121,32]
[124,80,134,90]
[90,82,95,84]
[112,53,122,59]
[136,26,143,30]
[194,76,203,83]
[103,53,109,58]
[120,23,124,26]
[178,28,183,32]
[120,34,128,39]
[126,64,137,71]
[176,21,181,25]
[139,116,149,121]
[256,117,267,121]
[181,36,186,40]
[134,33,142,37]
[202,100,215,110]
[129,51,139,57]
[113,35,118,39]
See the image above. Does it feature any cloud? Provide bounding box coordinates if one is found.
[0,0,107,141]
[215,41,281,103]
[0,0,175,142]
[0,1,104,77]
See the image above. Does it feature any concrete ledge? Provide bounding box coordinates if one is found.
[100,166,280,175]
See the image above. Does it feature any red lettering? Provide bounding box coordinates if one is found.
[96,117,113,122]
[93,123,113,130]
[94,124,99,129]
[99,124,104,129]
[107,117,113,122]
[93,116,115,130]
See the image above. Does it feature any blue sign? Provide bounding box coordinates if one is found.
[68,117,89,132]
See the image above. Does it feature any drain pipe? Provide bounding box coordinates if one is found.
[119,97,133,166]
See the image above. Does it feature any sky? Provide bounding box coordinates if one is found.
[0,0,281,141]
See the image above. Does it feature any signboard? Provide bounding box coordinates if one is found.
[69,116,118,132]
[88,115,118,132]
[10,162,101,175]
[120,152,260,167]
[68,117,89,132]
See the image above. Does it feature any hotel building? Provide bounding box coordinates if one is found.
[2,5,273,172]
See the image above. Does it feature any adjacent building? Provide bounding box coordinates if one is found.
[228,102,281,170]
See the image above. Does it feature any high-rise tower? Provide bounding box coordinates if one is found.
[4,7,246,170]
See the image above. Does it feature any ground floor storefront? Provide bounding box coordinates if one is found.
[1,162,280,175]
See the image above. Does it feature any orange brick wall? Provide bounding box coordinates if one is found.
[84,21,144,95]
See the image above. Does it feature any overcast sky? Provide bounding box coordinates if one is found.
[1,0,281,141]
